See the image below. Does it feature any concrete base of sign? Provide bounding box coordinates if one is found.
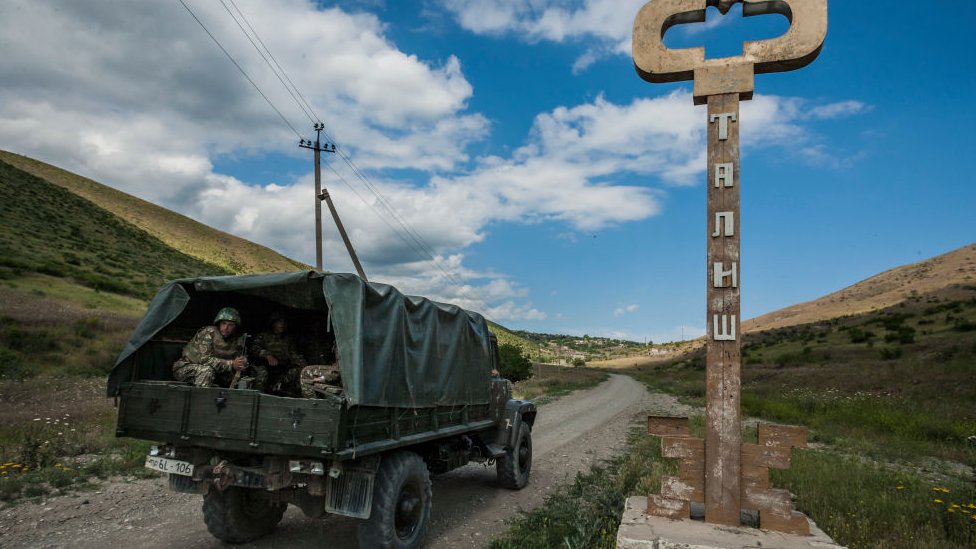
[617,497,845,549]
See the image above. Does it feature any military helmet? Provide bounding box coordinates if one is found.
[213,307,241,325]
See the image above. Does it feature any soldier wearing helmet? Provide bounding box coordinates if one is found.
[172,307,249,387]
[251,311,307,396]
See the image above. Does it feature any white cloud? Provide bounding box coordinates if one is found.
[0,0,483,203]
[807,100,872,120]
[614,304,640,316]
[440,0,646,68]
[0,1,869,326]
[440,0,645,45]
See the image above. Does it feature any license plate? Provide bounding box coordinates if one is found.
[145,456,194,476]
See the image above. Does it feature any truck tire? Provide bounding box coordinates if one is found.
[497,422,532,489]
[358,451,431,549]
[202,487,286,544]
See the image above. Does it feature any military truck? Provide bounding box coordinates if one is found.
[107,271,536,548]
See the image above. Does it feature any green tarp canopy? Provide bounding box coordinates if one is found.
[107,271,494,408]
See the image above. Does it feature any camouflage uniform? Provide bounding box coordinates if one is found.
[172,326,246,387]
[252,331,307,395]
[299,363,341,398]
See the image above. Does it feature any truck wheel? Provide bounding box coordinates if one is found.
[202,487,286,544]
[358,451,431,549]
[497,422,532,489]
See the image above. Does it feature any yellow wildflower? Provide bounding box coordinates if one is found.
[933,499,944,504]
[948,509,956,513]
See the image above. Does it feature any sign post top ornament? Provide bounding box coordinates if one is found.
[633,0,827,104]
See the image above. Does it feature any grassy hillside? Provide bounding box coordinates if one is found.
[0,159,232,300]
[489,321,542,357]
[745,243,976,332]
[511,286,976,549]
[637,284,976,461]
[622,284,976,548]
[0,151,307,274]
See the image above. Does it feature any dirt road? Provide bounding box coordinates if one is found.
[0,374,692,548]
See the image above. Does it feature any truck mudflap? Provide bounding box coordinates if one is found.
[323,456,379,519]
[494,400,537,450]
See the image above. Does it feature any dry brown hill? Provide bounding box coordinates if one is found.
[0,150,307,274]
[744,243,976,332]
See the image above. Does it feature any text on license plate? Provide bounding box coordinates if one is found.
[145,456,194,476]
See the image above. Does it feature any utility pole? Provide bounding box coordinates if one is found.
[299,124,367,280]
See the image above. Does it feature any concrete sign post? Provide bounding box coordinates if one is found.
[633,0,827,533]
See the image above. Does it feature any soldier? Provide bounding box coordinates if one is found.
[251,311,307,396]
[172,307,248,387]
[300,341,341,398]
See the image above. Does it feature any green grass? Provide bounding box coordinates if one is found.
[489,321,544,359]
[491,427,671,549]
[513,363,608,405]
[773,451,976,548]
[0,159,232,300]
[0,383,156,504]
[492,421,976,549]
[3,274,148,316]
[502,288,976,547]
[0,279,141,379]
[0,150,308,275]
[633,289,976,466]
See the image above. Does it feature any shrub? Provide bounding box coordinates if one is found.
[952,318,976,332]
[880,347,902,360]
[571,357,586,367]
[498,343,533,382]
[884,325,916,344]
[848,327,876,344]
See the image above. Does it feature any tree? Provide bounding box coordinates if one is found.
[498,343,533,382]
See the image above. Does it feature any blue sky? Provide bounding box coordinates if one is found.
[0,1,972,343]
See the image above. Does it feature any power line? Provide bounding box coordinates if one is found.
[324,137,471,291]
[178,0,301,139]
[181,0,496,319]
[201,0,469,291]
[218,0,318,125]
[226,0,322,123]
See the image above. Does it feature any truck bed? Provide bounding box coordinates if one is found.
[116,381,495,459]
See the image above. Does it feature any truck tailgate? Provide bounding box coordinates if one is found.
[117,382,342,457]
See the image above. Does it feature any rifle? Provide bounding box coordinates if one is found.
[229,333,251,389]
